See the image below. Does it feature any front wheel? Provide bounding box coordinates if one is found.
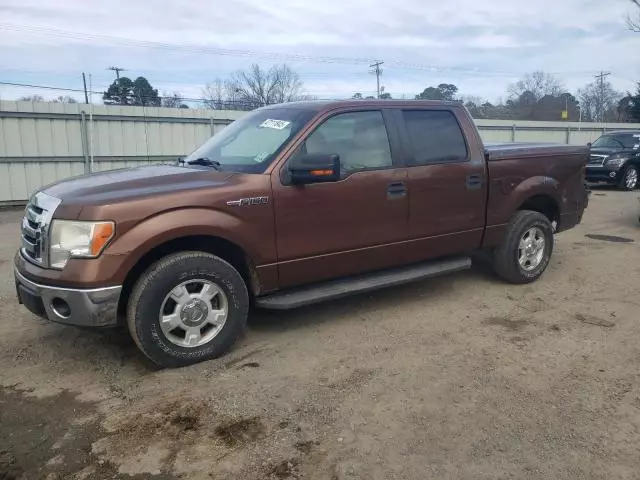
[127,251,249,368]
[619,165,638,191]
[493,210,554,284]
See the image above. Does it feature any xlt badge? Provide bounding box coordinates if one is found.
[226,196,270,207]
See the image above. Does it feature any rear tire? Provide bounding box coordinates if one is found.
[493,210,554,284]
[618,165,638,191]
[127,251,249,368]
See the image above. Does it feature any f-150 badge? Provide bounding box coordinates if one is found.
[226,196,270,207]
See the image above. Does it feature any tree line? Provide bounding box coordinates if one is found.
[16,63,308,111]
[98,65,640,123]
[15,65,640,123]
[352,71,639,123]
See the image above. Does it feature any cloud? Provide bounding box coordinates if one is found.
[0,0,638,102]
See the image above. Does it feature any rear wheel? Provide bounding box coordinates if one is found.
[493,210,554,284]
[127,251,249,368]
[619,165,638,191]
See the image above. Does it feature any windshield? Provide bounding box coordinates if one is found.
[592,133,639,150]
[183,107,316,173]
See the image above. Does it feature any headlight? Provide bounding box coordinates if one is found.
[605,155,628,167]
[49,220,115,269]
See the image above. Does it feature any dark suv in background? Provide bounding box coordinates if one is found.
[586,131,640,190]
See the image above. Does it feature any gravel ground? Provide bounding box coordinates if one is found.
[1,190,640,480]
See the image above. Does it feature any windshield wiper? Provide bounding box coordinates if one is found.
[185,157,223,170]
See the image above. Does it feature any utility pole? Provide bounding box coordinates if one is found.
[369,61,384,99]
[594,71,611,122]
[82,72,89,104]
[107,66,126,80]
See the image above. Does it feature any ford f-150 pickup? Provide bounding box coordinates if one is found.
[14,100,589,367]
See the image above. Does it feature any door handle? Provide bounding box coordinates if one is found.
[387,181,407,199]
[466,174,483,190]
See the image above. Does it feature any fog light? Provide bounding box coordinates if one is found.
[51,298,71,318]
[609,172,616,178]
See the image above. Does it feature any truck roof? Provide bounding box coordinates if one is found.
[259,99,464,112]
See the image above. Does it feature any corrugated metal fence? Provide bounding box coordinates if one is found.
[1,100,639,203]
[0,101,243,204]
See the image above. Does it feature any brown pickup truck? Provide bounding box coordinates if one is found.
[14,100,589,368]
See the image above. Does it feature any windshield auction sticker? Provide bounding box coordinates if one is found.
[259,119,291,130]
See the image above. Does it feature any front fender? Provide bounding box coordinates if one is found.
[104,207,276,282]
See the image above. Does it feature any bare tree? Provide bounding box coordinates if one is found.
[202,79,229,109]
[270,64,304,103]
[52,95,78,103]
[627,0,640,32]
[18,95,45,102]
[578,80,621,122]
[202,78,247,109]
[617,95,634,122]
[507,71,564,101]
[161,91,186,108]
[459,95,486,107]
[227,64,304,109]
[203,64,304,110]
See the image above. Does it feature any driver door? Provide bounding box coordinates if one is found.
[271,109,409,289]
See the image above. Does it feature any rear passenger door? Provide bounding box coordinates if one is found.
[396,108,487,261]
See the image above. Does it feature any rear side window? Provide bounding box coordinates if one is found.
[402,110,468,165]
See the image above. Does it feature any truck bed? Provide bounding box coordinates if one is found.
[485,142,589,161]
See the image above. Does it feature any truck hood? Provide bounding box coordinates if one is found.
[41,165,235,205]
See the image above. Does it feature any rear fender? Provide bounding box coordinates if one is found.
[514,176,562,209]
[484,176,561,248]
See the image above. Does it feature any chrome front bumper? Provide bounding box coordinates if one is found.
[15,269,122,327]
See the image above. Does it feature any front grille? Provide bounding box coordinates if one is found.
[588,154,607,166]
[21,206,44,263]
[20,192,61,267]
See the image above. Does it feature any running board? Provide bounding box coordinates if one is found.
[255,256,472,310]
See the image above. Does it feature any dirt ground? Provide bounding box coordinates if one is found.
[1,189,640,480]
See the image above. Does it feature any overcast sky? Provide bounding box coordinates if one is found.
[0,0,638,105]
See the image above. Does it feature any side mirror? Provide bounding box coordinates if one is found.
[587,142,592,148]
[289,153,340,185]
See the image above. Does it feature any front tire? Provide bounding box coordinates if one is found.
[493,210,554,284]
[619,165,638,191]
[127,251,249,368]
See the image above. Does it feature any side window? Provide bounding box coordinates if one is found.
[402,110,468,165]
[303,111,393,173]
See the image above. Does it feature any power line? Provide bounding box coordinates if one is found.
[0,79,317,107]
[0,80,304,99]
[0,22,599,78]
[0,23,376,66]
[0,80,104,95]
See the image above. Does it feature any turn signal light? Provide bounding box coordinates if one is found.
[90,222,115,256]
[310,169,334,176]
